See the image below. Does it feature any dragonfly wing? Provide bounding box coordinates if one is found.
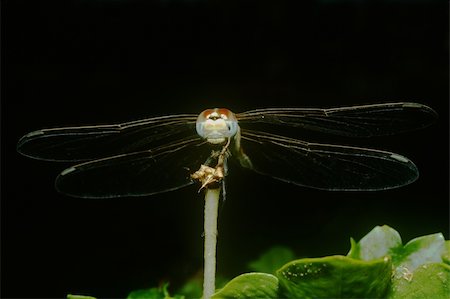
[55,137,211,198]
[17,114,198,161]
[237,102,437,137]
[237,130,418,191]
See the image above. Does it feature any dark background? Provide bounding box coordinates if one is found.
[2,0,448,298]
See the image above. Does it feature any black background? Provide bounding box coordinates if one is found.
[2,0,448,298]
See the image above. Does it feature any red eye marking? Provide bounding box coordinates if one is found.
[216,108,233,118]
[198,109,213,119]
[199,108,236,121]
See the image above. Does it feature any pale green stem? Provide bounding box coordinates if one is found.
[203,187,220,299]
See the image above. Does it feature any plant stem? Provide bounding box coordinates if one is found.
[203,187,220,299]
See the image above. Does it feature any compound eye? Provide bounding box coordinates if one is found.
[195,108,238,141]
[199,109,214,120]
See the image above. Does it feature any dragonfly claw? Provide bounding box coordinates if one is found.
[191,164,224,191]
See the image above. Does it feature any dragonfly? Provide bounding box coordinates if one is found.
[17,102,437,198]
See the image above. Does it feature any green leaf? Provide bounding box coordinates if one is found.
[276,255,391,299]
[248,246,296,274]
[388,263,450,299]
[346,226,448,298]
[211,273,279,299]
[67,295,97,299]
[386,231,447,299]
[348,225,446,271]
[443,241,450,265]
[347,225,402,260]
[125,226,448,299]
[127,283,183,299]
[391,232,446,271]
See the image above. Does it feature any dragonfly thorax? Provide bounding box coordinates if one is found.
[196,108,239,144]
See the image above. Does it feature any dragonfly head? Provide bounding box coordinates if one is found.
[196,108,238,144]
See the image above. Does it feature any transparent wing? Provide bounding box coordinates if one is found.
[237,102,437,137]
[54,137,212,198]
[17,114,198,162]
[237,130,418,191]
